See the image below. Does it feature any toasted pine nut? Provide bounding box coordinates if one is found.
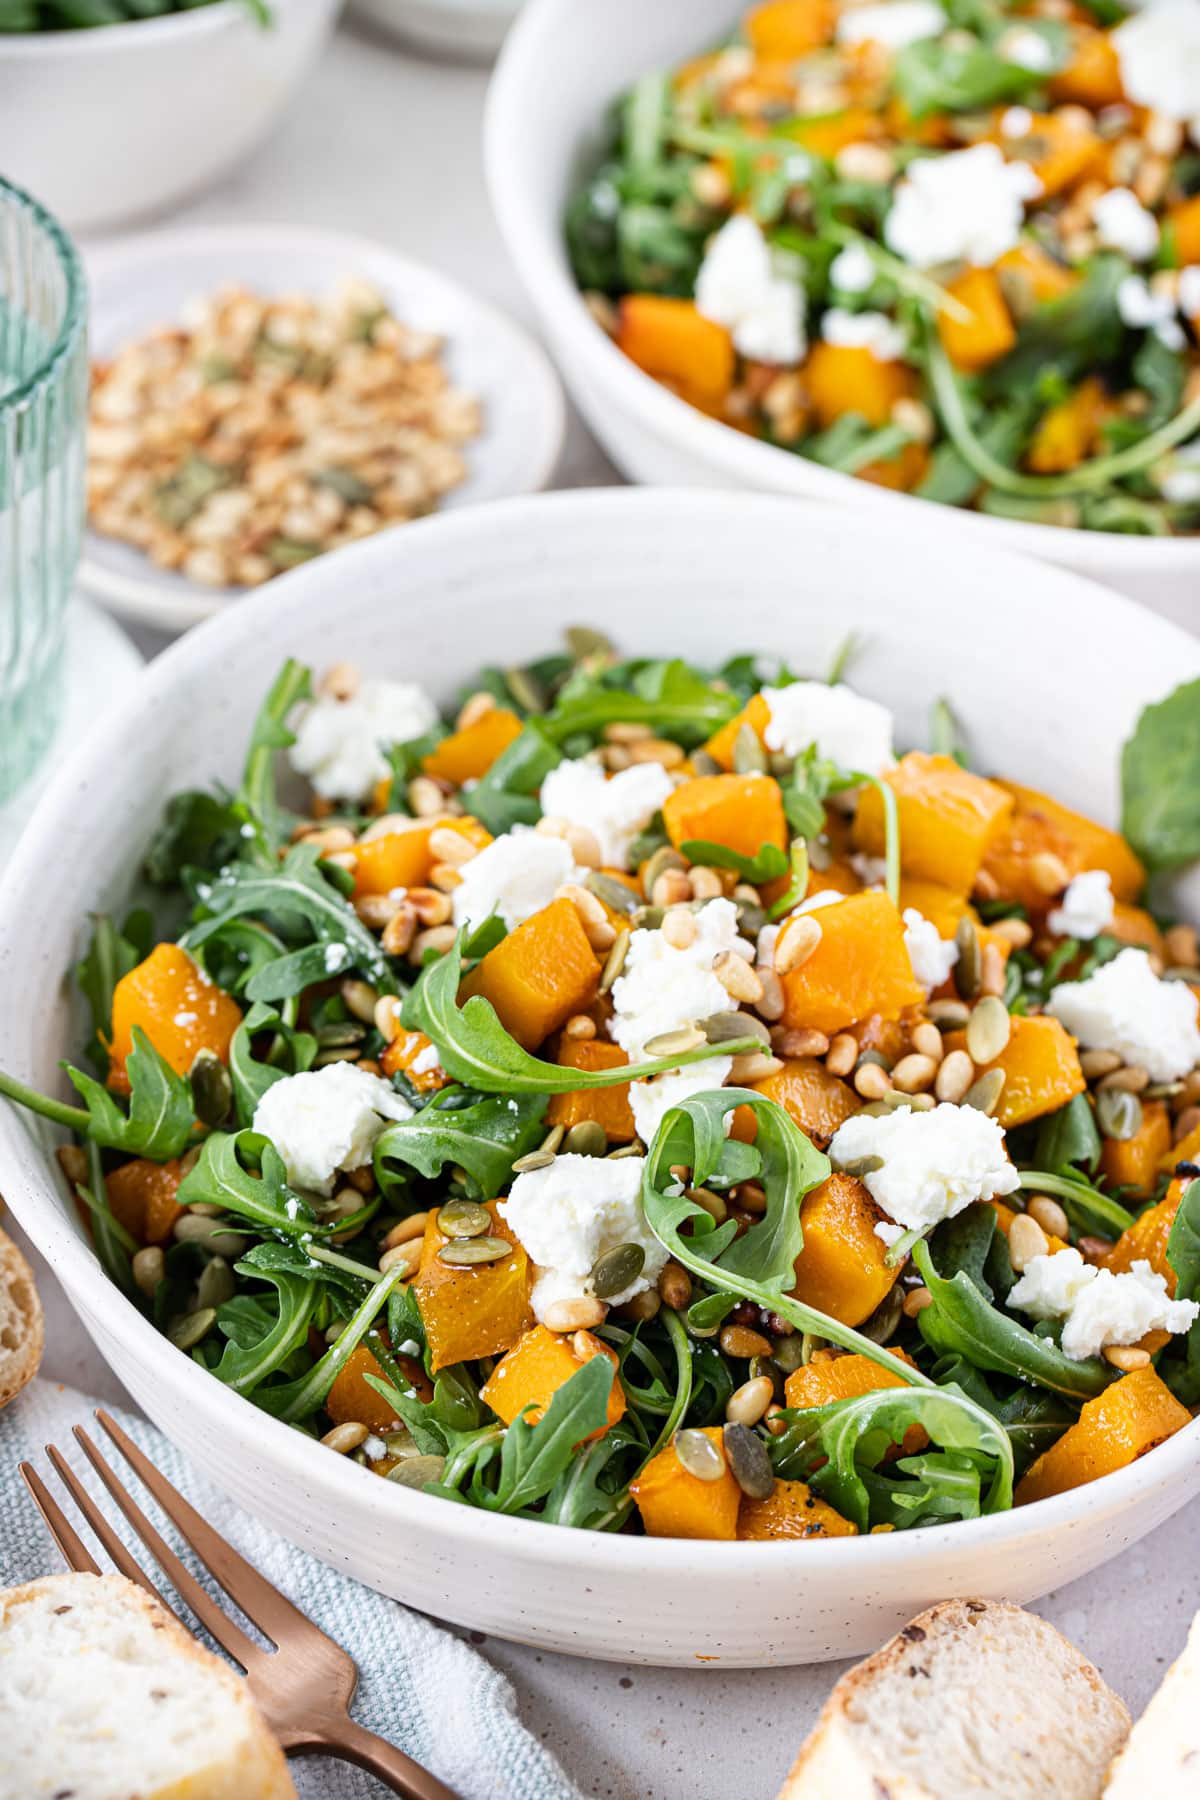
[355,892,401,929]
[980,943,1006,997]
[854,1062,892,1100]
[382,1212,429,1249]
[1080,1049,1123,1079]
[564,824,604,870]
[902,1286,932,1318]
[428,862,463,892]
[826,1032,858,1077]
[713,950,763,1004]
[382,906,417,957]
[935,1049,975,1104]
[603,721,654,744]
[322,1421,370,1453]
[300,824,356,852]
[911,1022,944,1063]
[379,1241,421,1277]
[428,825,481,867]
[662,908,698,950]
[658,1261,692,1309]
[891,1053,937,1094]
[374,995,404,1041]
[719,1324,772,1359]
[1174,1105,1200,1143]
[340,978,379,1022]
[319,660,360,701]
[1103,1344,1152,1371]
[651,868,693,908]
[557,882,616,951]
[726,1375,775,1426]
[775,1027,829,1057]
[408,775,448,817]
[619,1288,661,1323]
[1030,851,1070,895]
[564,1013,597,1040]
[764,1405,788,1436]
[689,866,724,901]
[543,1296,607,1332]
[1079,1234,1114,1265]
[455,690,497,730]
[628,737,685,768]
[990,916,1033,949]
[408,887,453,927]
[411,924,456,960]
[1165,924,1198,969]
[730,1051,784,1083]
[775,914,822,975]
[1098,1064,1150,1094]
[1008,1213,1049,1272]
[757,969,784,1021]
[56,1143,87,1185]
[1027,1195,1070,1240]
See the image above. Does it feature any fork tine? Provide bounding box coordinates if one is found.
[95,1408,340,1653]
[19,1462,102,1576]
[44,1444,181,1620]
[71,1424,264,1671]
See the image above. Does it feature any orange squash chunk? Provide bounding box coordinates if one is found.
[738,1478,858,1540]
[747,1056,859,1149]
[1170,194,1200,267]
[354,816,491,899]
[107,944,242,1096]
[1108,903,1163,955]
[786,108,885,160]
[1100,1100,1172,1197]
[662,772,787,861]
[704,691,772,771]
[481,1324,626,1439]
[616,296,735,414]
[779,891,925,1036]
[422,708,523,787]
[1105,1176,1192,1291]
[854,752,1015,895]
[1002,111,1104,199]
[546,1039,636,1141]
[898,878,968,941]
[1050,28,1124,107]
[105,1157,186,1247]
[1027,377,1107,474]
[996,241,1077,304]
[784,1346,916,1410]
[969,1014,1085,1130]
[991,1200,1068,1258]
[630,1426,742,1541]
[805,340,915,428]
[858,442,931,492]
[325,1340,431,1431]
[460,897,600,1051]
[1015,1366,1191,1506]
[380,1028,448,1093]
[1164,1122,1200,1176]
[980,781,1144,912]
[746,0,835,59]
[790,1172,899,1328]
[413,1200,532,1373]
[937,267,1016,372]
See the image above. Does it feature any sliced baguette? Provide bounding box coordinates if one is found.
[0,1222,43,1408]
[778,1598,1130,1800]
[1104,1612,1200,1796]
[0,1572,297,1800]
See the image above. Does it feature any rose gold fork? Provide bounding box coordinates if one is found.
[19,1409,461,1800]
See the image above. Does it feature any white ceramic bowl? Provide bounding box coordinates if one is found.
[485,0,1200,633]
[0,0,340,234]
[1,488,1198,1668]
[350,0,520,61]
[80,224,566,631]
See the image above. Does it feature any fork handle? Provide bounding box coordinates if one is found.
[312,1718,464,1800]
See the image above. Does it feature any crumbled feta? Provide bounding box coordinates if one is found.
[363,1434,388,1461]
[1048,947,1200,1083]
[629,1059,734,1151]
[850,852,888,888]
[1000,105,1034,139]
[252,1062,413,1196]
[610,896,747,1061]
[498,1153,666,1318]
[1117,273,1185,348]
[760,680,895,775]
[451,827,582,933]
[829,1102,1019,1242]
[829,242,877,295]
[1093,188,1160,263]
[1158,440,1200,505]
[821,307,908,361]
[538,758,674,869]
[289,681,439,802]
[903,908,960,993]
[410,1042,442,1075]
[998,25,1056,71]
[695,214,806,365]
[884,145,1042,270]
[836,0,944,49]
[1009,1251,1199,1361]
[1047,870,1115,941]
[1113,0,1200,123]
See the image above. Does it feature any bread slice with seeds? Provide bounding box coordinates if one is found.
[0,1571,297,1800]
[777,1598,1129,1799]
[1104,1611,1200,1796]
[0,1223,43,1409]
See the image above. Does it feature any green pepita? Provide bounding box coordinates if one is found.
[690,750,722,776]
[565,625,615,662]
[586,870,639,916]
[436,1199,492,1239]
[505,666,546,714]
[436,1236,512,1267]
[927,998,970,1031]
[772,1333,808,1374]
[722,1422,773,1499]
[167,1307,216,1352]
[196,1256,236,1311]
[962,1068,1006,1116]
[564,1119,608,1158]
[511,1148,557,1174]
[599,927,631,995]
[735,903,767,937]
[173,1213,247,1260]
[732,722,767,774]
[954,916,981,1002]
[316,1020,366,1048]
[386,1454,447,1488]
[834,1153,884,1178]
[747,1355,784,1403]
[590,1241,646,1299]
[702,1010,770,1046]
[1097,1086,1143,1141]
[643,1025,705,1058]
[630,905,665,932]
[189,1049,233,1129]
[674,1427,727,1483]
[313,465,374,506]
[966,995,1012,1065]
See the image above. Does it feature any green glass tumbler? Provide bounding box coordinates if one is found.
[0,177,87,803]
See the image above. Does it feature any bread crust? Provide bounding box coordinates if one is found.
[0,1224,44,1408]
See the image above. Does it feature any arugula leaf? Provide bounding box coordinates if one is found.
[1167,1178,1200,1297]
[228,1001,318,1129]
[75,911,152,1077]
[929,1352,1077,1479]
[460,720,562,836]
[481,1354,617,1514]
[893,38,1044,119]
[1015,1169,1134,1237]
[1121,678,1200,870]
[64,1028,195,1161]
[543,658,740,747]
[678,839,789,883]
[176,1131,319,1236]
[256,1262,407,1422]
[928,1200,998,1299]
[539,1418,642,1531]
[403,930,759,1095]
[210,1258,321,1395]
[374,1087,548,1200]
[1034,1092,1101,1177]
[144,790,243,887]
[238,658,312,855]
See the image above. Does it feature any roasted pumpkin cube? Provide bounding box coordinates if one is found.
[629,1427,742,1541]
[380,1028,448,1093]
[789,1173,900,1328]
[422,708,523,787]
[968,1013,1085,1130]
[805,340,916,429]
[481,1324,626,1439]
[738,1478,858,1540]
[996,241,1077,305]
[325,1340,431,1431]
[1003,111,1104,199]
[778,890,925,1036]
[616,296,735,414]
[107,944,242,1096]
[1163,1122,1200,1176]
[414,1201,533,1372]
[1027,377,1107,474]
[979,781,1144,912]
[1108,903,1164,956]
[854,752,1015,895]
[786,108,886,160]
[746,0,835,58]
[1015,1366,1191,1506]
[744,1056,860,1149]
[1050,27,1124,107]
[1100,1100,1172,1197]
[937,267,1016,372]
[546,1039,636,1141]
[1105,1176,1191,1291]
[354,815,491,898]
[662,771,787,861]
[858,442,931,492]
[704,691,772,771]
[460,897,600,1050]
[1170,194,1200,267]
[784,1346,916,1410]
[104,1157,186,1247]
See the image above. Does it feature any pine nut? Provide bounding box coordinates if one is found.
[726,1375,774,1426]
[300,824,356,852]
[891,1053,938,1094]
[428,825,481,867]
[322,1421,370,1453]
[1174,1105,1200,1143]
[1026,1195,1070,1239]
[564,1013,597,1040]
[736,1181,768,1214]
[408,888,453,927]
[911,1022,944,1063]
[374,995,404,1041]
[355,892,401,929]
[980,943,1006,997]
[603,745,631,771]
[651,868,693,908]
[382,906,417,956]
[1030,851,1070,895]
[340,978,379,1022]
[320,660,360,701]
[990,916,1033,949]
[775,914,822,975]
[628,737,685,768]
[688,1185,728,1224]
[1165,924,1198,969]
[1099,1064,1150,1094]
[658,1261,692,1309]
[689,866,724,901]
[719,1324,772,1359]
[558,883,616,951]
[764,1404,788,1436]
[757,969,785,1021]
[619,1288,661,1323]
[382,1212,429,1249]
[564,824,604,870]
[1080,1049,1123,1079]
[604,721,654,744]
[571,1328,612,1364]
[360,811,421,843]
[56,1143,87,1185]
[408,776,448,817]
[412,925,456,960]
[776,1027,830,1058]
[379,1241,422,1277]
[428,862,463,892]
[713,950,763,1003]
[730,1051,784,1083]
[132,1245,165,1297]
[543,1296,607,1332]
[1103,1344,1152,1371]
[902,1286,933,1318]
[1008,1213,1049,1272]
[854,1062,892,1100]
[826,1032,858,1076]
[455,690,496,730]
[935,1049,975,1103]
[662,908,698,950]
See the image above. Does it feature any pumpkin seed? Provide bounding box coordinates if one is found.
[313,1046,361,1068]
[1097,1086,1143,1141]
[954,916,981,1001]
[966,995,1011,1065]
[702,1010,770,1046]
[644,845,688,893]
[630,905,665,932]
[732,722,767,774]
[599,927,631,994]
[173,1213,247,1260]
[674,1428,727,1483]
[167,1307,216,1351]
[1145,1081,1185,1099]
[437,1236,512,1267]
[856,1049,893,1071]
[833,1153,884,1178]
[736,902,768,938]
[858,1285,905,1344]
[772,1333,808,1373]
[387,1454,447,1488]
[767,751,795,778]
[644,1026,705,1057]
[540,1124,566,1155]
[564,1120,608,1158]
[436,1199,492,1239]
[748,1355,785,1403]
[190,1049,233,1128]
[586,870,638,916]
[962,1068,1006,1116]
[722,1422,773,1499]
[384,1428,419,1456]
[927,998,970,1031]
[313,465,374,506]
[511,1149,557,1174]
[691,750,722,776]
[504,665,546,713]
[196,1256,235,1311]
[316,1021,366,1048]
[565,625,615,661]
[607,1143,645,1159]
[591,1241,646,1299]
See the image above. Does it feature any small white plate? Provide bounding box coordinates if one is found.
[80,224,566,633]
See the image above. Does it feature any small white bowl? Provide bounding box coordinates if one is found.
[485,0,1200,632]
[80,224,566,631]
[0,0,340,234]
[351,0,521,61]
[1,487,1198,1667]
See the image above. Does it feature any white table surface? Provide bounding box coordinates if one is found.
[10,15,1200,1799]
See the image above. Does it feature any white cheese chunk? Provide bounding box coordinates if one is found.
[903,907,960,993]
[1009,1251,1199,1361]
[538,758,674,869]
[760,679,895,775]
[252,1062,413,1196]
[829,1102,1019,1242]
[821,307,908,362]
[829,243,877,295]
[998,25,1056,71]
[836,0,944,49]
[1117,274,1185,348]
[289,681,439,802]
[451,827,582,934]
[1114,0,1200,124]
[884,144,1042,270]
[1047,870,1115,941]
[610,896,747,1061]
[498,1153,666,1318]
[1048,947,1200,1083]
[629,1060,734,1151]
[695,214,806,365]
[1093,187,1160,262]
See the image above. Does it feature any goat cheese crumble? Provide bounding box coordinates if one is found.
[760,680,895,775]
[252,1062,413,1196]
[1117,274,1186,350]
[538,758,674,869]
[829,243,877,295]
[1158,440,1200,505]
[289,681,439,802]
[1113,0,1200,124]
[498,1153,667,1318]
[822,308,908,362]
[695,214,806,365]
[997,25,1056,71]
[1009,1250,1200,1361]
[451,828,582,933]
[1047,870,1115,941]
[884,144,1042,270]
[903,908,960,993]
[836,0,945,50]
[1048,948,1200,1083]
[1093,188,1160,262]
[829,1102,1019,1243]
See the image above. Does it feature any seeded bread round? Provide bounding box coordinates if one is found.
[0,1223,43,1409]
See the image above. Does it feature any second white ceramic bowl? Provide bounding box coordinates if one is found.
[485,0,1200,631]
[1,489,1199,1665]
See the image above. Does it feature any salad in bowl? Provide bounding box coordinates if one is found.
[3,631,1198,1544]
